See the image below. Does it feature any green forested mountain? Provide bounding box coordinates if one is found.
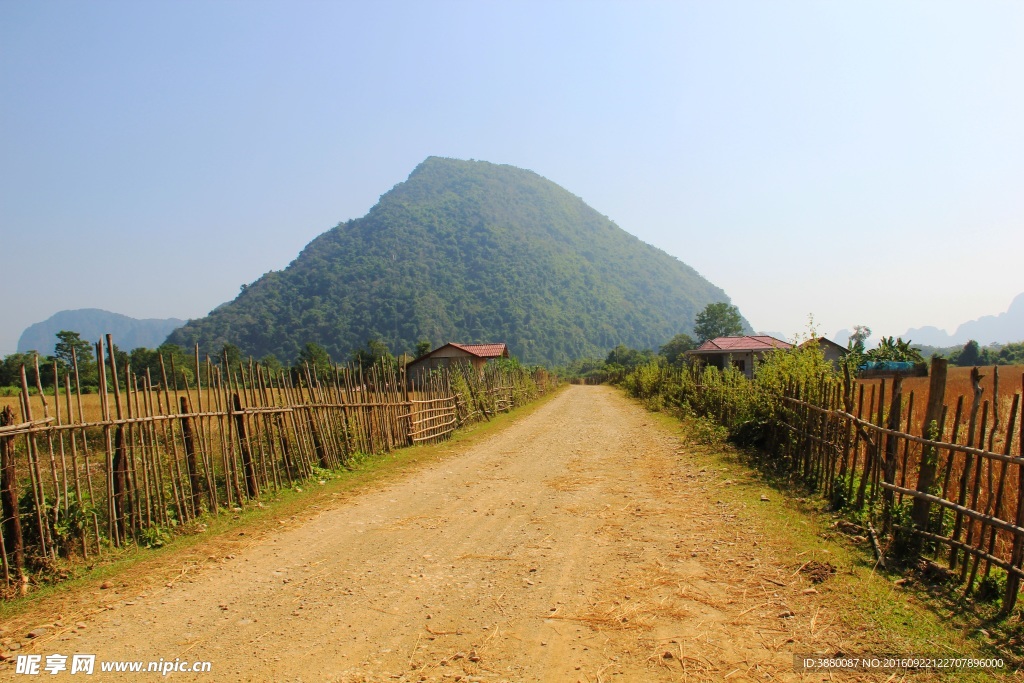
[167,157,745,365]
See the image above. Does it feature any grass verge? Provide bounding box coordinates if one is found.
[639,402,1018,681]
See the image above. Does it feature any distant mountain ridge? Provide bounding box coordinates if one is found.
[903,293,1024,346]
[18,309,185,355]
[168,157,748,365]
[830,293,1024,348]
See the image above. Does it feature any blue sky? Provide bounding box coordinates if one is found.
[2,1,1022,355]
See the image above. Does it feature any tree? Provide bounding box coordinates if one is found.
[693,303,743,343]
[848,325,872,354]
[415,340,432,358]
[296,343,332,378]
[604,344,655,372]
[954,340,982,367]
[108,341,130,389]
[128,347,161,378]
[219,343,243,371]
[351,338,394,370]
[995,342,1024,365]
[259,353,284,377]
[659,333,696,367]
[151,343,193,388]
[25,330,99,391]
[81,339,129,390]
[0,352,39,388]
[54,330,94,371]
[864,336,924,363]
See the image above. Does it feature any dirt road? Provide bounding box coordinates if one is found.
[4,386,838,681]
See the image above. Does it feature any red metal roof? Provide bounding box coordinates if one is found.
[691,335,792,353]
[409,342,510,367]
[448,343,509,358]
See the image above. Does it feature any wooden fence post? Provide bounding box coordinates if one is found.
[179,396,204,517]
[1003,375,1024,615]
[964,393,1020,594]
[882,375,904,526]
[1,405,25,582]
[107,335,134,541]
[950,367,985,569]
[910,357,948,554]
[20,365,51,557]
[232,393,259,498]
[855,384,877,510]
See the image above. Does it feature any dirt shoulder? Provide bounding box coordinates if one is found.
[0,386,1005,681]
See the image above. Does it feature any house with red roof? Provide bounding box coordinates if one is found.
[687,335,792,378]
[406,342,510,375]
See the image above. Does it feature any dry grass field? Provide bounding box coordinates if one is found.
[1,388,435,426]
[851,365,1024,568]
[857,364,1024,453]
[2,391,107,424]
[1,386,358,425]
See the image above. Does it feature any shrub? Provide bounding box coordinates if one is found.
[621,338,842,460]
[622,361,667,408]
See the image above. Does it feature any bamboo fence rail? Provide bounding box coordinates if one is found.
[0,337,556,594]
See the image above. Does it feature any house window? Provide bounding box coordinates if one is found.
[732,359,746,372]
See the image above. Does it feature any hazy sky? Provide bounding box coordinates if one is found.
[2,1,1022,355]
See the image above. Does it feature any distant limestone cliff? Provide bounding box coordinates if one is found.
[903,293,1024,347]
[18,309,186,355]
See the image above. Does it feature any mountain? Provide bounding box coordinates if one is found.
[831,329,850,345]
[18,309,186,355]
[903,293,1024,347]
[167,157,746,365]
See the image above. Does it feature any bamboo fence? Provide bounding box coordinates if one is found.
[647,357,1024,610]
[0,336,555,594]
[756,358,1024,611]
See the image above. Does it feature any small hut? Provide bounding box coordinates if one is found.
[687,335,792,378]
[406,342,509,375]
